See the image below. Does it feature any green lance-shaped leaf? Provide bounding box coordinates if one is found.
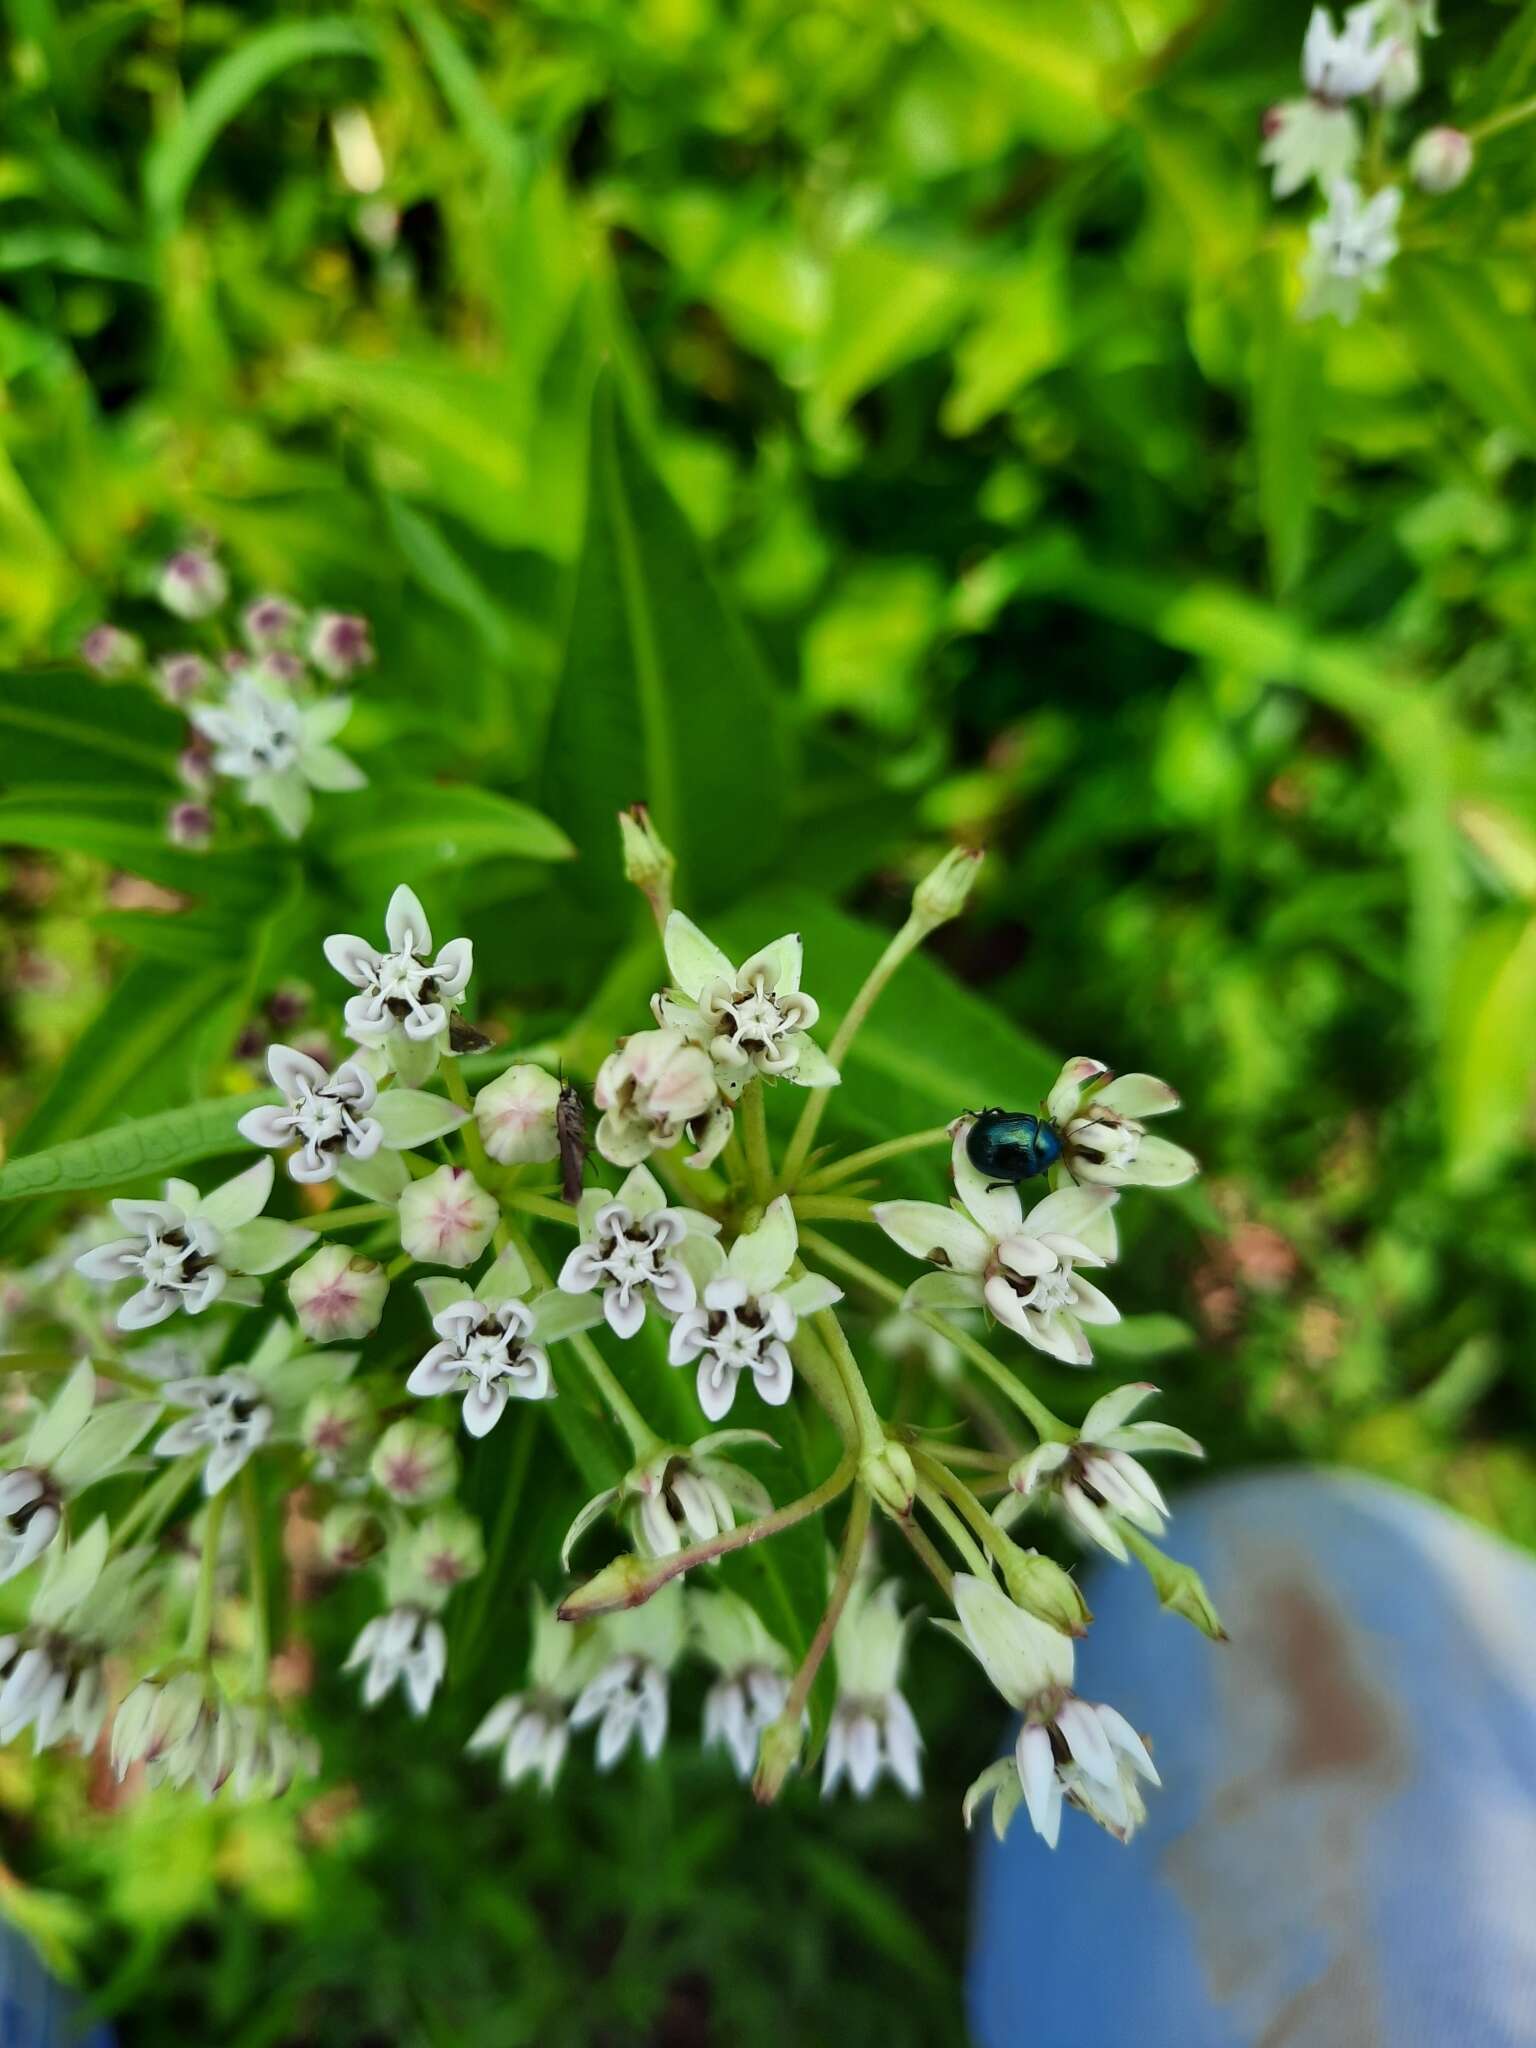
[542,373,794,914]
[0,1095,276,1205]
[0,673,182,791]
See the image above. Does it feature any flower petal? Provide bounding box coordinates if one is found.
[949,1123,1023,1239]
[874,1201,989,1275]
[1094,1073,1179,1119]
[662,911,734,1002]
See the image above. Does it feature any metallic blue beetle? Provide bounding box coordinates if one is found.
[965,1108,1062,1188]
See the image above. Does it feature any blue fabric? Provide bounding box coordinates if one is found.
[968,1469,1536,2048]
[0,1928,112,2048]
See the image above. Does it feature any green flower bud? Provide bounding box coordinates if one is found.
[288,1246,388,1342]
[301,1384,377,1468]
[474,1063,562,1167]
[397,1165,498,1268]
[996,1541,1091,1637]
[320,1502,386,1571]
[911,846,983,933]
[860,1440,917,1520]
[412,1507,484,1593]
[371,1419,458,1505]
[618,803,676,925]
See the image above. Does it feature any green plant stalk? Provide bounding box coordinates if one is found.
[787,1323,861,1448]
[799,1126,951,1193]
[239,1466,270,1696]
[308,1202,396,1233]
[503,1190,580,1228]
[185,1486,230,1664]
[506,1223,663,1460]
[0,1352,159,1396]
[798,1228,1073,1444]
[913,1449,1018,1575]
[811,1309,888,1461]
[1469,92,1536,143]
[442,1056,498,1185]
[914,1478,990,1577]
[792,1195,877,1224]
[779,912,928,1187]
[109,1456,200,1554]
[755,1481,871,1801]
[459,1407,537,1670]
[896,1510,955,1596]
[740,1078,773,1204]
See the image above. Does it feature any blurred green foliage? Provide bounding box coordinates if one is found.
[3,0,1536,2040]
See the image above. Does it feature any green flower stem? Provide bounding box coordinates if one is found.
[788,1325,860,1448]
[647,1150,729,1220]
[185,1486,230,1664]
[912,1449,1017,1575]
[506,1224,663,1462]
[109,1455,199,1554]
[791,1195,877,1224]
[308,1203,396,1233]
[909,1439,1011,1473]
[442,1056,497,1184]
[895,1511,954,1598]
[779,912,928,1188]
[385,1251,413,1279]
[741,1078,774,1204]
[812,1309,888,1462]
[239,1466,270,1696]
[459,1407,537,1672]
[1469,92,1536,142]
[754,1480,871,1803]
[503,1190,580,1228]
[798,1126,951,1193]
[914,1477,990,1577]
[797,1228,1073,1445]
[0,1351,158,1396]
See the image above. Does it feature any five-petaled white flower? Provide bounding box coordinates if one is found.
[1302,5,1395,101]
[191,673,364,838]
[693,1590,792,1782]
[823,1573,922,1799]
[1300,178,1402,324]
[569,1584,685,1770]
[110,1672,243,1795]
[346,1606,447,1717]
[409,1249,561,1437]
[652,913,839,1098]
[0,1365,160,1584]
[466,1594,592,1792]
[876,1125,1119,1367]
[668,1197,842,1421]
[562,1430,773,1566]
[238,1045,384,1183]
[324,884,472,1080]
[155,1370,274,1494]
[74,1159,294,1329]
[593,1028,718,1168]
[0,1519,153,1755]
[1261,98,1360,198]
[996,1385,1204,1562]
[557,1165,718,1339]
[1046,1058,1198,1188]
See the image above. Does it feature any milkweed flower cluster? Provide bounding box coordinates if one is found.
[1261,5,1473,324]
[0,827,1216,1859]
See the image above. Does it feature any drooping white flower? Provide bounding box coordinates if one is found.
[154,1370,273,1494]
[191,673,364,837]
[308,611,375,680]
[156,547,228,620]
[0,1470,64,1584]
[467,1594,593,1792]
[1300,179,1402,324]
[110,1672,247,1795]
[1301,5,1394,101]
[996,1385,1204,1563]
[569,1582,686,1770]
[562,1430,774,1566]
[1045,1058,1198,1188]
[949,1573,1158,1848]
[324,885,472,1081]
[1260,98,1361,198]
[668,1197,842,1422]
[692,1590,792,1781]
[557,1165,718,1340]
[593,1027,718,1168]
[0,1520,153,1755]
[652,913,839,1097]
[408,1246,558,1436]
[876,1126,1119,1367]
[74,1158,299,1329]
[0,1364,158,1582]
[228,1707,320,1800]
[823,1575,922,1799]
[237,1045,384,1183]
[346,1606,447,1716]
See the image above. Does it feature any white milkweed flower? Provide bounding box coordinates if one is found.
[996,1385,1204,1562]
[346,1606,447,1716]
[0,1519,151,1754]
[1300,178,1402,324]
[557,1165,719,1340]
[823,1574,922,1799]
[949,1573,1159,1848]
[562,1430,774,1566]
[0,1363,159,1583]
[692,1590,792,1782]
[324,885,473,1084]
[569,1582,686,1770]
[74,1158,302,1329]
[110,1672,243,1795]
[1260,98,1361,199]
[467,1594,593,1792]
[154,1370,273,1494]
[876,1125,1120,1367]
[229,1707,320,1800]
[156,547,228,620]
[652,912,839,1098]
[237,1045,384,1184]
[191,672,364,838]
[593,1027,718,1169]
[1045,1058,1198,1188]
[668,1197,843,1422]
[1302,5,1394,101]
[408,1246,561,1436]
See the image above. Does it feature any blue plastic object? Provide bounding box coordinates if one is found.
[969,1469,1536,2048]
[0,1928,112,2048]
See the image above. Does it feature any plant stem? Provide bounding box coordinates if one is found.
[812,1310,888,1460]
[239,1466,270,1696]
[755,1482,871,1801]
[896,1512,954,1597]
[185,1486,230,1664]
[915,1479,990,1577]
[308,1203,395,1233]
[1469,92,1536,143]
[799,1126,951,1193]
[503,1190,580,1228]
[507,1224,662,1460]
[792,1195,877,1224]
[443,1057,496,1183]
[741,1079,773,1203]
[779,913,927,1187]
[913,1450,1017,1575]
[460,1409,537,1669]
[110,1456,199,1553]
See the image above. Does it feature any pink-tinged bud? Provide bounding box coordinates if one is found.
[242,593,301,650]
[320,1502,385,1570]
[1261,103,1285,140]
[308,611,375,680]
[397,1165,498,1268]
[156,548,228,621]
[178,739,215,793]
[288,1245,389,1341]
[157,652,214,705]
[255,649,305,686]
[1410,126,1473,194]
[411,1508,483,1591]
[167,802,213,850]
[300,1383,376,1464]
[475,1063,562,1166]
[81,624,143,677]
[370,1419,457,1504]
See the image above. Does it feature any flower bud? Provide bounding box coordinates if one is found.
[242,594,300,651]
[370,1419,457,1504]
[301,1383,376,1467]
[911,846,983,933]
[167,802,213,850]
[997,1541,1091,1637]
[320,1501,385,1570]
[1137,1544,1227,1641]
[618,803,676,926]
[411,1507,484,1593]
[156,548,228,621]
[308,611,375,680]
[157,652,214,704]
[1410,125,1472,194]
[80,624,143,677]
[752,1711,803,1803]
[860,1440,917,1520]
[593,1029,717,1168]
[397,1165,498,1268]
[1377,36,1420,107]
[474,1063,561,1166]
[288,1245,389,1342]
